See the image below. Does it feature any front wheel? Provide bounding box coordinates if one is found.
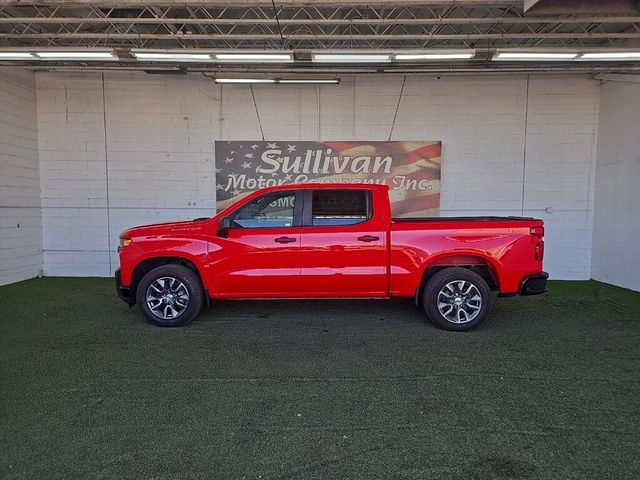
[136,264,204,327]
[422,267,492,331]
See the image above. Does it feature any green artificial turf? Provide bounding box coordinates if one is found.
[1,278,639,479]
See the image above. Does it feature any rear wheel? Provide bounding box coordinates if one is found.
[136,264,204,327]
[423,267,492,331]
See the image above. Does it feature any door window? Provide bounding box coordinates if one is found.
[233,192,296,228]
[311,190,370,226]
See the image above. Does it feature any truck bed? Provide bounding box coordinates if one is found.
[393,216,535,222]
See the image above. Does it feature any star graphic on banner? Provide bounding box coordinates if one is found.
[230,150,236,155]
[287,144,296,152]
[267,142,278,149]
[284,174,292,181]
[224,157,233,164]
[232,189,241,196]
[250,144,258,150]
[216,183,224,190]
[243,153,254,159]
[241,161,252,169]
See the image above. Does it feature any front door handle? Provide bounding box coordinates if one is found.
[275,236,297,244]
[357,235,380,242]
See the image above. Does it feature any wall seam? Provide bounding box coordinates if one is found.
[101,73,113,274]
[587,79,601,280]
[32,69,44,277]
[521,74,530,216]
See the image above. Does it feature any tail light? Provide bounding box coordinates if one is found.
[530,226,545,262]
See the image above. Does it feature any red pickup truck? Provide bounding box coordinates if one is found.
[116,184,547,331]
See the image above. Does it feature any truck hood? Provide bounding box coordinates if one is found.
[120,218,210,238]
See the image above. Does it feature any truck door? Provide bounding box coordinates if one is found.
[211,190,302,298]
[298,189,388,297]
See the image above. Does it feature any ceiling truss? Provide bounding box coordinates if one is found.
[0,2,639,50]
[0,2,639,73]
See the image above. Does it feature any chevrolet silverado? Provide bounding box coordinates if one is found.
[116,184,547,331]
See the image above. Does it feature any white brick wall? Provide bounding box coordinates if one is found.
[36,72,218,276]
[523,76,599,280]
[0,68,42,285]
[34,71,600,280]
[591,79,640,292]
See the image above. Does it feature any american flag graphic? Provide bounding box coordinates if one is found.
[214,140,441,217]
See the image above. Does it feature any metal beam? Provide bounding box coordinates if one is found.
[0,0,515,6]
[595,73,640,83]
[1,16,639,25]
[7,63,640,74]
[2,32,639,41]
[524,0,640,15]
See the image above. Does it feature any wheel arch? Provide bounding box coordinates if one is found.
[415,253,501,304]
[130,256,207,306]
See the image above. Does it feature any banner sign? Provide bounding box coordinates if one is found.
[214,140,441,217]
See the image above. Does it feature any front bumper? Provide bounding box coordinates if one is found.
[520,272,549,296]
[115,268,134,305]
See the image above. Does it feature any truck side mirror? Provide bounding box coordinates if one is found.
[218,217,231,238]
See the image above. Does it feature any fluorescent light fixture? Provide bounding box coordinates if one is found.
[35,51,116,60]
[216,78,338,85]
[279,79,339,84]
[215,78,276,84]
[395,51,475,61]
[133,52,213,62]
[578,52,640,61]
[214,53,293,63]
[493,52,578,61]
[312,53,391,63]
[0,52,35,60]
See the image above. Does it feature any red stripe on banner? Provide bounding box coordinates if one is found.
[416,143,442,157]
[406,144,442,163]
[392,193,440,217]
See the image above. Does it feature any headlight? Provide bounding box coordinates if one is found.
[119,237,132,248]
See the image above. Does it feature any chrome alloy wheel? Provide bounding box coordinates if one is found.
[146,276,190,320]
[437,280,483,324]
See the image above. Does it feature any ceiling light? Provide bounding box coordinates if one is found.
[215,78,277,84]
[0,52,35,60]
[493,52,578,61]
[312,53,391,63]
[279,79,339,84]
[395,51,475,61]
[214,53,293,63]
[133,52,213,62]
[35,51,116,60]
[578,52,640,61]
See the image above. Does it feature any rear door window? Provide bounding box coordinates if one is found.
[310,190,370,226]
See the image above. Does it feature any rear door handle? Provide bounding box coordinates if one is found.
[357,235,380,242]
[275,236,297,244]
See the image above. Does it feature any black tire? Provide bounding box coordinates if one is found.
[136,264,204,327]
[422,267,492,332]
